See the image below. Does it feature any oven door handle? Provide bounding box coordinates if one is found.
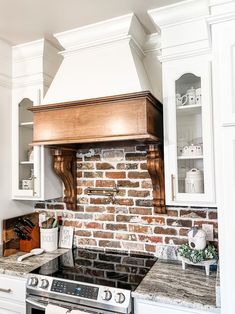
[26,298,71,313]
[26,298,47,310]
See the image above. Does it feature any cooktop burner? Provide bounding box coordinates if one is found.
[31,248,157,291]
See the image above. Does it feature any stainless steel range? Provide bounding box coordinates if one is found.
[26,248,157,314]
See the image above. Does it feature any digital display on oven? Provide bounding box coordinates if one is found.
[51,280,99,300]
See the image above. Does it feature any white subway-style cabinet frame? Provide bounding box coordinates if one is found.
[163,56,215,207]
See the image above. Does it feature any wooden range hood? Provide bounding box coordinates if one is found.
[30,91,166,214]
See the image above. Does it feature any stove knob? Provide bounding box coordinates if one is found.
[102,290,112,301]
[29,277,38,287]
[40,279,49,289]
[115,292,125,304]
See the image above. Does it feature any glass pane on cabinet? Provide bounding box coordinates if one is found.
[18,98,34,190]
[175,73,204,194]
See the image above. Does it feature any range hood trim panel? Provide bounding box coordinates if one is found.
[30,91,163,146]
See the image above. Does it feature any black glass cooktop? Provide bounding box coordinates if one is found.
[31,248,157,291]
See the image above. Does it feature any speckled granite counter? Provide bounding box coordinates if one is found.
[132,259,220,312]
[0,248,68,277]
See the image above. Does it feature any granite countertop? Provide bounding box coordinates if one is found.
[132,259,220,313]
[0,248,68,277]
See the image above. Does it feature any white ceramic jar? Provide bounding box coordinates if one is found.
[185,168,203,193]
[188,227,207,250]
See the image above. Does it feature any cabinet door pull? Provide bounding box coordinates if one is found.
[171,174,175,201]
[32,176,37,196]
[0,288,12,293]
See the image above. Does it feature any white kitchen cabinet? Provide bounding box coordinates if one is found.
[162,55,215,207]
[12,88,62,200]
[134,298,219,314]
[0,275,26,314]
[11,39,62,201]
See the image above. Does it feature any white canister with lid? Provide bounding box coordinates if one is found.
[185,168,203,193]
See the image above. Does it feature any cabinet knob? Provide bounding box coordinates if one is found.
[115,292,125,304]
[40,279,49,289]
[102,290,112,301]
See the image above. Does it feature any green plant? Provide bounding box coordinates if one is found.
[178,243,218,263]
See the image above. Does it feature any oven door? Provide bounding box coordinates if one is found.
[26,296,123,314]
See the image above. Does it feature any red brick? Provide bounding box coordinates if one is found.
[128,190,150,198]
[145,244,156,253]
[140,163,147,170]
[35,203,46,209]
[90,198,111,205]
[75,205,85,212]
[106,206,115,213]
[117,163,138,170]
[93,231,114,239]
[139,235,163,243]
[117,180,139,188]
[167,219,192,228]
[84,155,101,161]
[135,199,152,207]
[105,172,126,179]
[47,204,65,210]
[77,238,97,246]
[116,215,135,222]
[129,207,152,215]
[115,198,134,206]
[64,220,82,228]
[77,188,83,195]
[180,209,207,219]
[115,233,137,241]
[84,222,103,229]
[166,209,179,217]
[154,227,177,235]
[136,145,147,152]
[165,237,187,245]
[141,216,165,225]
[141,180,152,189]
[125,153,146,161]
[117,189,126,197]
[77,162,94,170]
[85,206,106,212]
[75,230,92,237]
[96,180,115,187]
[129,225,151,233]
[179,228,190,236]
[128,171,150,179]
[77,197,89,205]
[96,163,114,170]
[84,171,103,178]
[77,179,94,187]
[76,171,83,177]
[106,223,127,231]
[99,240,121,248]
[95,214,115,221]
[208,211,218,220]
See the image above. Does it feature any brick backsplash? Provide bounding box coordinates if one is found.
[35,145,218,255]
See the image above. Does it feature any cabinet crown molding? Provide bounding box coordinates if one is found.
[148,0,210,29]
[54,13,148,56]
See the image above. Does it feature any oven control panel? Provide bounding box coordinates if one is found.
[51,280,99,300]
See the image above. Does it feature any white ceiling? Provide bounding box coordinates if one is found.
[0,0,181,46]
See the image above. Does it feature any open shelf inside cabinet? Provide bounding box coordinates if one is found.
[175,73,204,195]
[18,99,34,191]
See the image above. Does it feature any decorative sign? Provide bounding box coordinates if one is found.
[59,226,74,249]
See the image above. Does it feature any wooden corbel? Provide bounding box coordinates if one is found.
[147,144,166,214]
[51,148,77,211]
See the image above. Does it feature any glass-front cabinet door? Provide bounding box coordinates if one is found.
[163,56,215,206]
